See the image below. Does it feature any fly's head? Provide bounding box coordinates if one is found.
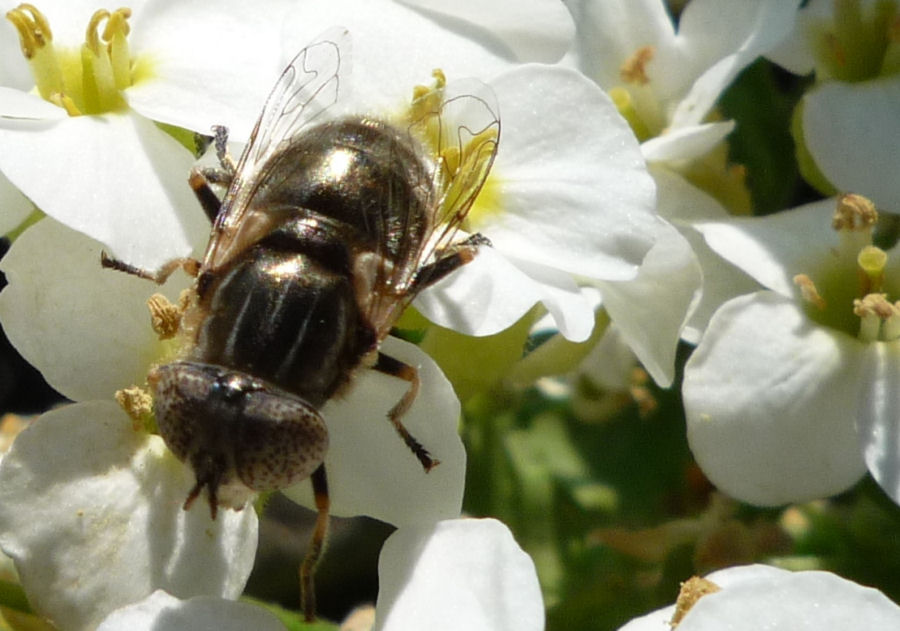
[148,361,328,519]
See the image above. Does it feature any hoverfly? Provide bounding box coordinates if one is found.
[102,28,499,620]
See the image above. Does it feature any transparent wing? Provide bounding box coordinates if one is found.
[204,27,351,270]
[242,27,350,173]
[367,79,501,334]
[416,80,500,268]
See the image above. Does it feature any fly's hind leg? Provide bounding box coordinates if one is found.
[300,464,330,622]
[373,352,439,472]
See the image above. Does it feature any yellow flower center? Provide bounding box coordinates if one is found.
[809,0,900,81]
[401,69,502,227]
[6,4,150,115]
[793,193,900,342]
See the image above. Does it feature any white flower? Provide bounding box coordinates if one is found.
[0,402,259,631]
[767,0,900,209]
[0,0,296,268]
[557,0,804,368]
[96,518,544,631]
[683,2,900,504]
[549,0,806,380]
[682,194,900,505]
[618,564,900,630]
[564,0,801,164]
[0,218,466,628]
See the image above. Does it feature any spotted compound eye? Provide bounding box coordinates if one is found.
[232,386,329,490]
[148,361,328,509]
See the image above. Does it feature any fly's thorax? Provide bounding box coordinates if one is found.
[253,116,434,262]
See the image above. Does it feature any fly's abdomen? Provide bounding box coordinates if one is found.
[194,247,364,407]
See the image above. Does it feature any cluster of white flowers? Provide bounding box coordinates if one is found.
[0,0,898,629]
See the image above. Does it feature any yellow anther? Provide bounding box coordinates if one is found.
[794,274,827,310]
[832,193,878,231]
[854,293,900,341]
[103,7,131,40]
[7,4,136,115]
[147,293,182,340]
[620,46,654,85]
[6,4,52,58]
[115,385,154,431]
[671,576,721,627]
[85,9,110,55]
[853,293,895,319]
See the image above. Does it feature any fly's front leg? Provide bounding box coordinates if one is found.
[212,124,236,175]
[100,252,200,284]
[373,352,438,472]
[189,168,225,222]
[408,232,491,293]
[190,125,237,222]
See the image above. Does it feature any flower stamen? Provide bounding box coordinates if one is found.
[620,46,654,85]
[832,193,878,232]
[5,4,135,116]
[794,274,827,310]
[6,4,64,101]
[853,293,900,341]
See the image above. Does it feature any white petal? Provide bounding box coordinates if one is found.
[0,112,208,269]
[398,0,574,62]
[650,163,730,223]
[681,567,900,630]
[684,292,867,505]
[856,341,900,505]
[0,19,32,91]
[283,337,465,526]
[620,565,900,631]
[598,221,701,387]
[671,0,802,128]
[98,591,285,631]
[0,87,66,119]
[375,519,543,631]
[484,64,657,282]
[640,121,734,164]
[648,166,758,342]
[0,218,190,402]
[126,0,294,140]
[0,402,258,631]
[765,0,833,75]
[803,76,900,211]
[415,245,595,342]
[694,198,838,297]
[281,0,517,114]
[678,225,759,343]
[0,169,31,235]
[617,565,789,631]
